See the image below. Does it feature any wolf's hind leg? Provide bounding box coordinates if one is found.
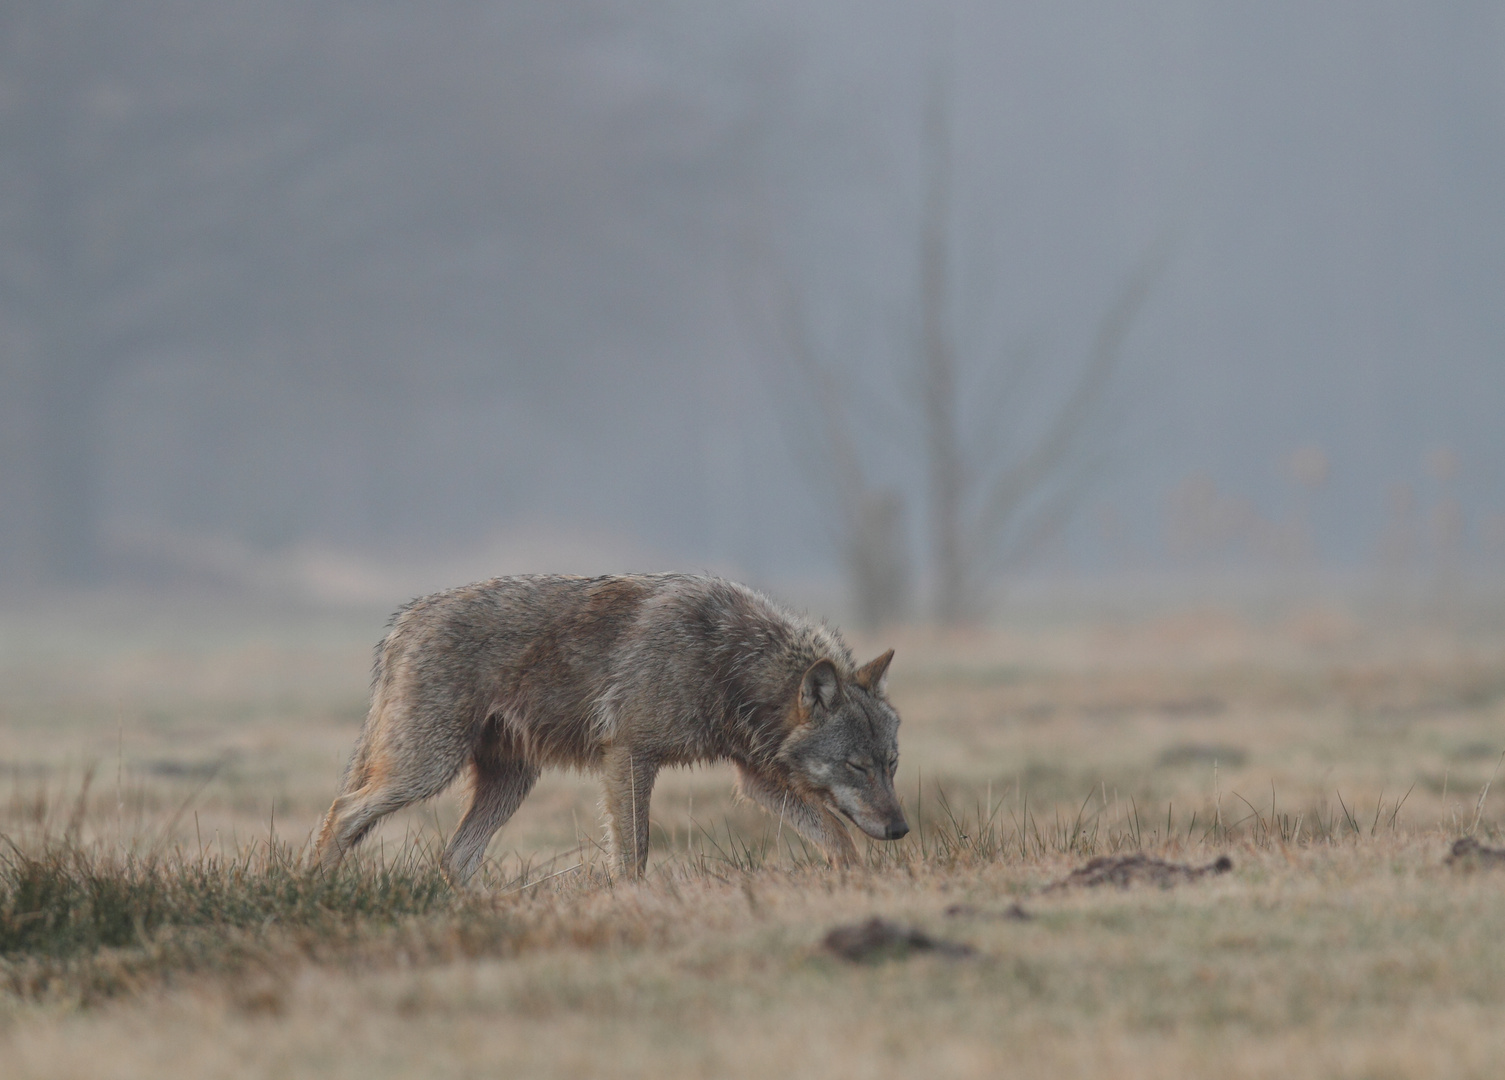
[600,744,659,878]
[314,724,471,871]
[735,764,857,867]
[442,759,540,886]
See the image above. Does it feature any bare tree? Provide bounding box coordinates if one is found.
[916,73,1168,621]
[753,69,1165,625]
[756,263,913,628]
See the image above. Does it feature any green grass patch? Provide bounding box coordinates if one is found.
[0,835,460,1004]
[0,842,452,961]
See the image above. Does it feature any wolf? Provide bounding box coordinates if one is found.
[313,573,908,883]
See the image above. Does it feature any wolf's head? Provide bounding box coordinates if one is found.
[778,649,909,842]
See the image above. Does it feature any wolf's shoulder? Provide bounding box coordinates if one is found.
[634,575,855,671]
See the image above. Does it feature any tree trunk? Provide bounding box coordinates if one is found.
[847,489,910,629]
[919,69,968,625]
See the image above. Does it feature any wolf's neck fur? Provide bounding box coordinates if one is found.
[693,579,856,768]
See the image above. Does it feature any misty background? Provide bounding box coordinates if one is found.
[2,1,1502,619]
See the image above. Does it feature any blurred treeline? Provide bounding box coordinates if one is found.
[1,2,1501,621]
[0,2,785,588]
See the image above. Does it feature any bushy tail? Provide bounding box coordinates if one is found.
[313,689,384,866]
[336,640,393,795]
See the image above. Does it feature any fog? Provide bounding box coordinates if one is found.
[2,1,1501,616]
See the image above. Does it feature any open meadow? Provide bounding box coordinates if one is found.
[3,589,1505,1079]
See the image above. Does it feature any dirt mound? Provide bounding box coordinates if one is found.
[822,917,975,963]
[1445,837,1505,868]
[1045,853,1233,892]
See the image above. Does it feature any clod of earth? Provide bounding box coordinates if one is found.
[822,917,975,963]
[1445,837,1505,868]
[1044,853,1234,892]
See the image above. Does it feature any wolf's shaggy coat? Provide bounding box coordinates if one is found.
[314,574,907,881]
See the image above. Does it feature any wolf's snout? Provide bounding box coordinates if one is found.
[884,821,910,841]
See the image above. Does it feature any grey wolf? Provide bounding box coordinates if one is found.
[313,573,908,882]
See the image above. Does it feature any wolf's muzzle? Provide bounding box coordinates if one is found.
[883,821,910,841]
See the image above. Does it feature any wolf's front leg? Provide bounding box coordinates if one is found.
[600,744,659,878]
[735,764,858,867]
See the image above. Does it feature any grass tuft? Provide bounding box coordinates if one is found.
[0,832,459,1003]
[0,842,450,961]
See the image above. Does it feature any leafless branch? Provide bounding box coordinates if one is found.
[733,204,918,631]
[969,238,1171,556]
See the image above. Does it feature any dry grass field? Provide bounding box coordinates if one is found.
[3,589,1505,1079]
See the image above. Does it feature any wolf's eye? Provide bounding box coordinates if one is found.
[846,759,872,776]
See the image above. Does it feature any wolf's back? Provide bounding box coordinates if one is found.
[356,573,851,770]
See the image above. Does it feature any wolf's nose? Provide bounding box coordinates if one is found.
[885,821,910,840]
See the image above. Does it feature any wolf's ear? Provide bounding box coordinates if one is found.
[852,649,894,694]
[799,658,842,717]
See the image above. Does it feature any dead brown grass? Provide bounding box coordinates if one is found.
[2,596,1505,1078]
